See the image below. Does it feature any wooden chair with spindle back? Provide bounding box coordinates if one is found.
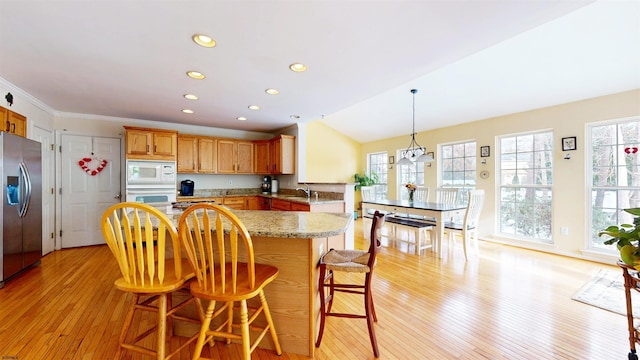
[101,202,200,359]
[178,203,282,360]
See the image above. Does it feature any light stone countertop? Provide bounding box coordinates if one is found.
[166,209,352,239]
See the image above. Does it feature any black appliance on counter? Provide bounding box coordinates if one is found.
[261,176,271,194]
[181,179,194,196]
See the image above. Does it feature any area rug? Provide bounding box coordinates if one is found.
[572,269,640,317]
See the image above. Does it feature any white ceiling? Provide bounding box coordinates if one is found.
[0,1,638,143]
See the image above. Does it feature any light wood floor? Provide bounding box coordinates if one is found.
[0,218,631,359]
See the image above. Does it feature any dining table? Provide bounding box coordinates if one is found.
[361,199,467,258]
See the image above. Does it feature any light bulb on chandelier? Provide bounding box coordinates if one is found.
[396,89,433,166]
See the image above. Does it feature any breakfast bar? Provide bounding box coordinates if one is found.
[168,209,352,358]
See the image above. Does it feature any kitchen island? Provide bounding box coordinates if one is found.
[169,209,352,358]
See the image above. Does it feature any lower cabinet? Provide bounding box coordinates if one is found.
[271,198,291,211]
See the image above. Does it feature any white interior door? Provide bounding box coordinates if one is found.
[61,135,121,248]
[31,126,56,255]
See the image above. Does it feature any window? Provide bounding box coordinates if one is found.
[499,131,553,242]
[589,117,640,252]
[368,152,388,200]
[441,141,477,203]
[397,149,424,200]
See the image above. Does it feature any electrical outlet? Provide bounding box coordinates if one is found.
[228,180,232,185]
[561,227,569,236]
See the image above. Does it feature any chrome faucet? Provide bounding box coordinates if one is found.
[295,183,311,198]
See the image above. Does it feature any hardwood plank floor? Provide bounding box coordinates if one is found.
[0,218,630,359]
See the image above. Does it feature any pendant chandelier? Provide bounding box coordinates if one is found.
[397,89,433,166]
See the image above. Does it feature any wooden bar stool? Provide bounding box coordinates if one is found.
[316,211,386,357]
[101,202,200,359]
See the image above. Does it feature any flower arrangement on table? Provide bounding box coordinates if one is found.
[405,183,417,201]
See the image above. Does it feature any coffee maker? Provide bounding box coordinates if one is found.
[261,176,272,194]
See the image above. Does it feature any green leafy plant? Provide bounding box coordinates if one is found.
[354,171,379,191]
[598,208,640,267]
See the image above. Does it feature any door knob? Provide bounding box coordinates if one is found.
[114,194,121,199]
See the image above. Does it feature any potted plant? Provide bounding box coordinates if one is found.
[598,208,640,268]
[354,171,379,191]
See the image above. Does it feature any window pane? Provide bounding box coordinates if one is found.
[440,140,477,202]
[499,131,553,243]
[589,117,640,252]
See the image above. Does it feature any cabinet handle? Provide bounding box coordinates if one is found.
[5,121,9,132]
[154,145,157,152]
[10,123,15,133]
[146,145,150,153]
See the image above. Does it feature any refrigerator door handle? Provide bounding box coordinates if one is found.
[18,162,32,218]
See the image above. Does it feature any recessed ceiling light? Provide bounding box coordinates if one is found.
[192,34,216,48]
[248,105,260,110]
[289,63,307,72]
[187,71,205,80]
[290,115,301,119]
[265,88,279,95]
[184,94,199,100]
[182,109,194,114]
[237,117,247,121]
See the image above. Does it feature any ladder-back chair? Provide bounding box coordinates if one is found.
[446,190,485,260]
[316,211,386,357]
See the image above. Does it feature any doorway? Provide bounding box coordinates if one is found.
[60,134,121,248]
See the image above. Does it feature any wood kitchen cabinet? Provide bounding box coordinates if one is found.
[177,135,217,174]
[124,126,177,161]
[223,197,246,210]
[254,140,271,174]
[270,135,295,174]
[218,139,254,174]
[1,106,27,138]
[254,135,296,175]
[271,198,292,211]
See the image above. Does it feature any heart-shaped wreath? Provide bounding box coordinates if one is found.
[78,157,108,176]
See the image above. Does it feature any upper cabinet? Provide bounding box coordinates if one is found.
[254,140,271,174]
[1,107,27,138]
[270,135,295,175]
[124,126,177,161]
[177,135,217,174]
[254,135,295,175]
[218,139,254,174]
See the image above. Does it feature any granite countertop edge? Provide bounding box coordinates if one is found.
[177,193,344,205]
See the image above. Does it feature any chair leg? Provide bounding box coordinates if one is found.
[259,290,282,355]
[225,301,234,345]
[239,300,251,360]
[156,293,167,360]
[316,264,328,347]
[117,293,138,360]
[192,300,216,360]
[364,274,379,357]
[463,232,469,261]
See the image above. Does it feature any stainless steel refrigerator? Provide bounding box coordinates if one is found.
[0,132,42,288]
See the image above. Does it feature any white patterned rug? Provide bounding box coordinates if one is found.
[572,269,640,317]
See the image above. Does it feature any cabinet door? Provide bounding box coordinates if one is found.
[8,111,27,137]
[254,141,270,174]
[0,107,8,133]
[271,198,291,211]
[198,138,217,173]
[236,141,254,173]
[223,197,246,210]
[126,130,152,155]
[153,132,176,157]
[270,135,295,174]
[246,196,260,210]
[217,139,236,173]
[177,136,197,173]
[290,202,310,211]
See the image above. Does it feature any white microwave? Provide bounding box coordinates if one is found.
[126,160,176,187]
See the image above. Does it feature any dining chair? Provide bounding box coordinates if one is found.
[414,186,430,202]
[316,211,386,357]
[360,186,377,238]
[435,187,458,205]
[446,190,485,260]
[178,203,282,360]
[101,202,200,360]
